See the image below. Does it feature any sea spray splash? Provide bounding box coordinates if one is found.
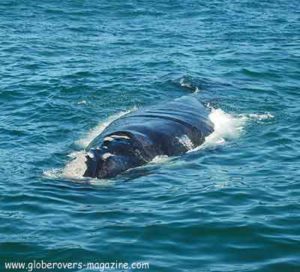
[190,107,274,151]
[203,108,247,148]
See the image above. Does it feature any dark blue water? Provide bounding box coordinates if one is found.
[1,1,299,271]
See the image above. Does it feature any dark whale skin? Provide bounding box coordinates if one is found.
[84,96,214,179]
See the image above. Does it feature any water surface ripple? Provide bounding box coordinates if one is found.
[0,1,299,271]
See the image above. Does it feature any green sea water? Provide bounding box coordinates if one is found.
[0,1,299,271]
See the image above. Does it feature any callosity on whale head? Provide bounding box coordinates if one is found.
[83,148,133,179]
[83,132,147,179]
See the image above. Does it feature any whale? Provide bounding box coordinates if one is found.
[83,95,214,179]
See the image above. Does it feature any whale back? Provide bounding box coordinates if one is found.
[87,96,213,156]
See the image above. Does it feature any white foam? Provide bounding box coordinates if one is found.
[44,151,115,186]
[193,108,274,151]
[43,168,63,179]
[44,164,114,186]
[62,151,88,179]
[191,108,247,151]
[43,151,88,181]
[150,155,170,164]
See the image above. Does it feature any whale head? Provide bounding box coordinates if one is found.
[83,148,137,179]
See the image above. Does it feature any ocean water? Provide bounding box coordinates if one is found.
[0,1,299,271]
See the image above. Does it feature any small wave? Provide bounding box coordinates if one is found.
[77,100,87,105]
[179,77,201,93]
[244,113,274,121]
